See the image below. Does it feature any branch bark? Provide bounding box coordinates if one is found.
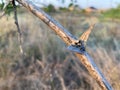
[16,0,113,90]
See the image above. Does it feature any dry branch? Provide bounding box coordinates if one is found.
[16,0,113,90]
[12,0,24,55]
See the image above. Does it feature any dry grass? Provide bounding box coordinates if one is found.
[0,9,120,90]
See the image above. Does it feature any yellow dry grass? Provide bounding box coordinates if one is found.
[0,10,120,90]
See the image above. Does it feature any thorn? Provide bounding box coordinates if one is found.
[79,24,95,43]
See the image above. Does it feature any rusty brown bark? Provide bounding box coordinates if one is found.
[16,0,112,90]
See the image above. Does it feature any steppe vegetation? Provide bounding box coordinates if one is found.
[0,4,120,90]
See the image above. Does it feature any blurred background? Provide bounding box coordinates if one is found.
[0,0,120,90]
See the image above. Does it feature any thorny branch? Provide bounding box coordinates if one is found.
[6,0,112,90]
[12,0,24,55]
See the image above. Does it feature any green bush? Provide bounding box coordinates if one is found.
[43,4,56,13]
[68,3,73,7]
[0,3,4,10]
[0,3,20,15]
[59,7,68,11]
[102,5,120,19]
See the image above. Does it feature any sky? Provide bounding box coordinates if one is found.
[35,0,120,9]
[1,0,120,9]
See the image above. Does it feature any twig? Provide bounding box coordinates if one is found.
[0,11,6,19]
[16,0,113,90]
[12,0,24,55]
